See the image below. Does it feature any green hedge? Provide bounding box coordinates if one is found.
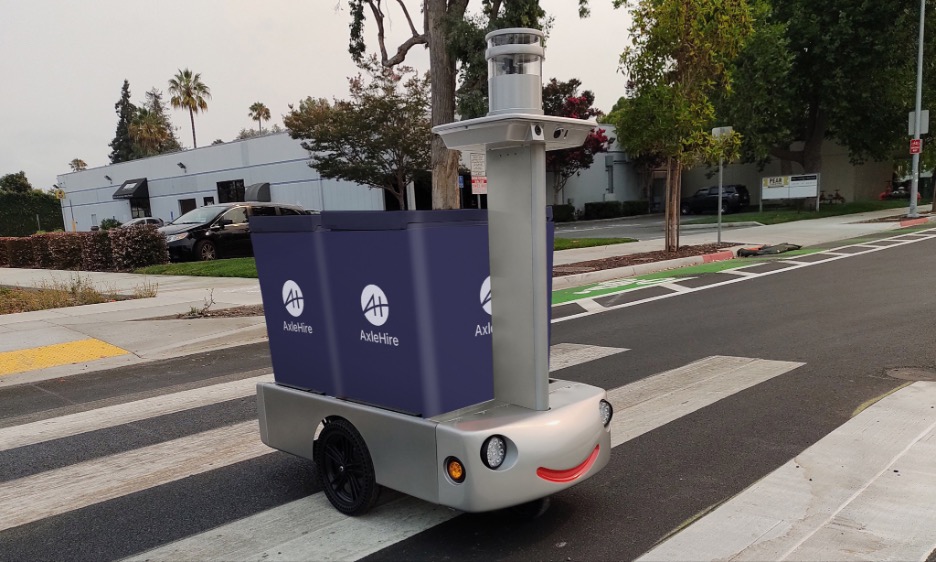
[0,191,64,236]
[551,204,576,222]
[582,200,649,220]
[0,227,168,271]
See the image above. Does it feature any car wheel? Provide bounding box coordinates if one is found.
[721,203,730,215]
[194,240,217,261]
[315,418,381,516]
[681,204,691,215]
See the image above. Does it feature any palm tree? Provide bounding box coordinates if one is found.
[69,159,87,172]
[168,68,211,148]
[130,108,170,157]
[249,102,271,133]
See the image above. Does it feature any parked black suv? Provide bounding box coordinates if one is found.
[159,202,309,261]
[680,184,750,215]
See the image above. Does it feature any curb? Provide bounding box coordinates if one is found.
[899,216,936,227]
[552,246,742,291]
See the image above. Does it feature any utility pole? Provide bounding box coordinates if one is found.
[910,0,926,218]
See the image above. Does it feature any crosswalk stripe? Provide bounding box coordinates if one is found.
[129,356,800,562]
[549,343,627,371]
[608,356,804,447]
[637,381,936,562]
[0,373,273,451]
[0,421,269,532]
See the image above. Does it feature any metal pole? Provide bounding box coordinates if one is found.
[910,0,925,217]
[717,157,723,243]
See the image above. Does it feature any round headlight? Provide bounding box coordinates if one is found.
[599,399,613,427]
[481,435,507,469]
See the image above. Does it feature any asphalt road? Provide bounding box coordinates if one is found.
[555,213,732,240]
[2,232,936,561]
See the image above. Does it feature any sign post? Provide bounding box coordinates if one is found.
[909,0,926,217]
[712,126,733,243]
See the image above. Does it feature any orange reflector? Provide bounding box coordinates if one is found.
[446,458,465,483]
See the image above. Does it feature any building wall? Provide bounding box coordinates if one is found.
[680,139,892,204]
[56,133,384,231]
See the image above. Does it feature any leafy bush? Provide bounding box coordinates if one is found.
[551,204,576,222]
[0,191,64,237]
[49,232,84,270]
[81,231,112,271]
[30,233,56,268]
[6,237,34,268]
[0,237,13,266]
[621,201,649,216]
[108,225,169,270]
[582,201,623,220]
[100,218,122,230]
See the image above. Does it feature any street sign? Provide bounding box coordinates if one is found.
[911,139,923,154]
[471,177,488,195]
[711,126,733,138]
[469,153,486,177]
[909,110,930,135]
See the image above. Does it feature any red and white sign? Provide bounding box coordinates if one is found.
[911,139,923,154]
[471,177,488,195]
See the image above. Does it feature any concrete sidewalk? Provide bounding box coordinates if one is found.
[0,205,930,385]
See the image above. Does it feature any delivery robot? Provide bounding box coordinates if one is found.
[252,28,613,515]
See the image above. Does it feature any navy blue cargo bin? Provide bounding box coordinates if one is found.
[250,209,553,418]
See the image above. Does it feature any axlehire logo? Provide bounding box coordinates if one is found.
[282,280,304,317]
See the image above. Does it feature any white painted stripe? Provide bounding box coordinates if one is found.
[124,495,457,562]
[659,283,693,293]
[0,373,273,451]
[0,421,269,532]
[637,382,936,562]
[576,298,606,313]
[130,356,799,562]
[549,343,628,371]
[608,356,803,447]
[554,228,936,323]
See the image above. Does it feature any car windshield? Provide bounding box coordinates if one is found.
[170,205,228,225]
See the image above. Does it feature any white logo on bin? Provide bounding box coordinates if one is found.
[480,276,492,315]
[361,284,389,326]
[282,280,304,317]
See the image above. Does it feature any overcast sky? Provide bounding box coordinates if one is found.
[0,1,632,190]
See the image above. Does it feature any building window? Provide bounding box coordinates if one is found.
[179,198,196,216]
[130,197,152,218]
[203,196,215,206]
[217,179,245,203]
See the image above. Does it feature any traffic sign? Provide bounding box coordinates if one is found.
[911,139,923,155]
[471,177,488,195]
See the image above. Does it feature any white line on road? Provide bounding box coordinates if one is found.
[128,356,801,562]
[0,373,273,451]
[637,382,936,562]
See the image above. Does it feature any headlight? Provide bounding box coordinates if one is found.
[481,435,506,469]
[165,232,189,243]
[599,400,613,427]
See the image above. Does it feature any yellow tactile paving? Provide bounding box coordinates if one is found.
[0,339,129,377]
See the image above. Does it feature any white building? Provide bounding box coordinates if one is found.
[57,132,384,231]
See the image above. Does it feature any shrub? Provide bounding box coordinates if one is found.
[551,204,576,223]
[0,191,64,237]
[6,237,34,268]
[582,201,623,220]
[31,233,56,268]
[0,237,13,267]
[48,232,84,270]
[621,201,649,217]
[81,231,112,271]
[109,225,169,271]
[100,218,122,230]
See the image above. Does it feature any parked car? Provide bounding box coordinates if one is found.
[159,202,309,261]
[681,184,750,215]
[121,217,164,227]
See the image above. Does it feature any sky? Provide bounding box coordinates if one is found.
[0,0,632,191]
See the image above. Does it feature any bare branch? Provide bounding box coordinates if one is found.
[384,34,428,66]
[364,0,427,68]
[394,0,419,37]
[365,1,390,65]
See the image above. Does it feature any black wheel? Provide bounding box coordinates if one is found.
[509,497,551,519]
[680,204,691,215]
[314,418,380,515]
[194,240,217,261]
[720,203,730,215]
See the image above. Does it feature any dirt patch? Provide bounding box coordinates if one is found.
[552,243,736,277]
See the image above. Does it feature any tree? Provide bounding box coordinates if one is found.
[249,102,272,133]
[108,80,137,164]
[718,1,917,175]
[542,78,611,204]
[284,57,431,210]
[168,68,211,149]
[69,159,87,172]
[130,108,170,157]
[143,88,182,154]
[610,0,752,252]
[0,171,33,193]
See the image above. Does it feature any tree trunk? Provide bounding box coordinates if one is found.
[427,0,461,210]
[664,157,679,252]
[189,109,197,149]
